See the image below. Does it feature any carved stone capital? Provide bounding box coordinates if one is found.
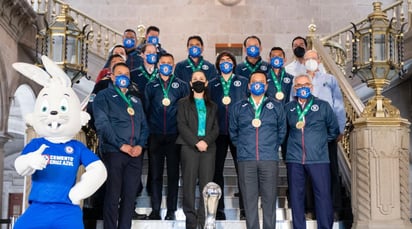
[0,0,37,40]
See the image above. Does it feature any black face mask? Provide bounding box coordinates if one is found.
[192,81,206,93]
[293,46,306,58]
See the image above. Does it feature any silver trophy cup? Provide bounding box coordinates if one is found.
[202,182,222,229]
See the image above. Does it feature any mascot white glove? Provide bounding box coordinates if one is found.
[14,144,49,176]
[68,160,107,205]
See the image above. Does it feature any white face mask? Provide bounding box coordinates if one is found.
[305,59,318,72]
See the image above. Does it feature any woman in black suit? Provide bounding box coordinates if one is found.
[176,70,219,229]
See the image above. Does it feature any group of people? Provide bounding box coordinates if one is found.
[87,25,346,229]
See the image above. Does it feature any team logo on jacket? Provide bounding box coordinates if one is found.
[260,65,268,71]
[283,77,291,84]
[130,96,138,103]
[311,104,319,111]
[266,102,274,110]
[65,146,74,154]
[202,65,209,71]
[233,80,242,87]
[172,82,180,88]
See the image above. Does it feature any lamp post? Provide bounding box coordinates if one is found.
[36,4,90,85]
[350,2,411,229]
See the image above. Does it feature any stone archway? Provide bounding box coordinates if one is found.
[2,84,36,219]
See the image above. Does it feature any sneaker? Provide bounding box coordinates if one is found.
[164,211,175,220]
[132,212,147,220]
[148,210,161,220]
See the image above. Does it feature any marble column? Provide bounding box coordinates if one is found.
[351,117,412,229]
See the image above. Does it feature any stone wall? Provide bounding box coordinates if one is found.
[64,0,397,63]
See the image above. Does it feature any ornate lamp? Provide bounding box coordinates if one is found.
[351,2,406,118]
[36,4,90,85]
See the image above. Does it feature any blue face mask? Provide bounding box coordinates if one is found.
[159,64,173,76]
[246,45,260,58]
[296,87,311,99]
[146,53,157,64]
[219,62,233,74]
[188,46,202,58]
[270,56,284,69]
[147,36,159,45]
[123,38,135,49]
[250,82,265,96]
[115,74,130,88]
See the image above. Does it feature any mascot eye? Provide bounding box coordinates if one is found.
[40,100,49,113]
[60,99,69,113]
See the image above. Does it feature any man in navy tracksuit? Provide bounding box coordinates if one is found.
[209,51,249,220]
[144,53,189,220]
[235,35,270,79]
[285,74,340,229]
[229,71,286,229]
[93,63,149,229]
[174,35,217,83]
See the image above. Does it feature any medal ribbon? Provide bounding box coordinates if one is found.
[140,66,158,81]
[249,96,266,119]
[296,98,314,122]
[159,74,175,99]
[219,74,234,97]
[244,59,262,73]
[188,58,204,72]
[114,86,133,110]
[270,68,285,93]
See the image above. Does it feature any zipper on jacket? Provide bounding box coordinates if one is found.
[255,128,259,160]
[163,106,167,135]
[129,111,135,145]
[224,105,229,135]
[301,128,306,164]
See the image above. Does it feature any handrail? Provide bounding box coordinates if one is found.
[27,0,127,60]
[321,0,405,42]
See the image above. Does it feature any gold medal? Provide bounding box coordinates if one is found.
[252,118,262,128]
[222,96,231,105]
[162,98,171,106]
[275,92,285,100]
[296,121,305,129]
[127,107,135,116]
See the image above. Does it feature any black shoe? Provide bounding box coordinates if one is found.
[234,192,240,197]
[239,209,246,220]
[164,211,175,220]
[148,210,161,220]
[132,212,147,220]
[216,211,226,220]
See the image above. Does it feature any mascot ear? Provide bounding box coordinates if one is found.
[41,55,71,87]
[12,63,51,87]
[80,111,91,126]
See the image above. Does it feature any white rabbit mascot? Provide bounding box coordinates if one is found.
[12,56,107,229]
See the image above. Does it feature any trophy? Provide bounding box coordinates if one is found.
[202,182,222,229]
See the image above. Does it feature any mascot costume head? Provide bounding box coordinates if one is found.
[12,56,107,229]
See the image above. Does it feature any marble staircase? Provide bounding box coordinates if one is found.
[85,151,352,229]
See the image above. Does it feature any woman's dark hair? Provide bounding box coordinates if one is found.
[189,70,212,106]
[215,51,237,75]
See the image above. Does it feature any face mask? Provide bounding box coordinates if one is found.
[219,62,233,74]
[192,81,206,93]
[115,74,130,88]
[293,46,306,58]
[246,45,260,58]
[159,64,173,76]
[147,36,159,45]
[146,53,157,64]
[189,46,202,58]
[250,82,265,96]
[123,38,135,49]
[296,87,311,99]
[270,56,284,69]
[305,59,319,72]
